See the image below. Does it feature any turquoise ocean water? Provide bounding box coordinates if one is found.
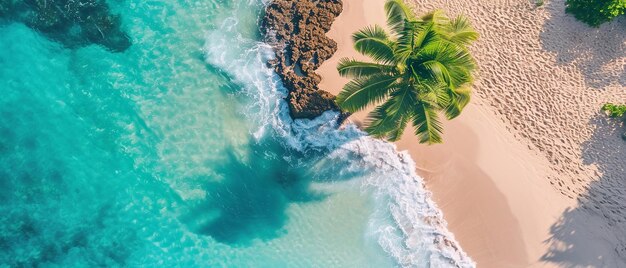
[0,0,472,267]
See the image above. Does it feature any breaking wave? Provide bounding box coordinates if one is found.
[203,3,475,267]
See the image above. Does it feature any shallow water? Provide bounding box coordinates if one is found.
[0,0,471,267]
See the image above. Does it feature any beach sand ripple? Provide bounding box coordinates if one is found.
[318,0,625,266]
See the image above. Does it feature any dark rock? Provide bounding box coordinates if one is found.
[0,0,131,52]
[262,0,347,120]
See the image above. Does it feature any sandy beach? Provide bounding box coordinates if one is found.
[317,0,626,267]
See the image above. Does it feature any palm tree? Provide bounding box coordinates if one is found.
[335,0,478,144]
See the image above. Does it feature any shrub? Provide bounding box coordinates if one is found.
[602,103,626,118]
[565,0,626,27]
[602,103,626,140]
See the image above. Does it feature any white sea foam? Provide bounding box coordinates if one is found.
[203,4,475,266]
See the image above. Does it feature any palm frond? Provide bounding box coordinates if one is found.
[378,88,418,141]
[434,83,453,108]
[385,114,410,141]
[337,58,395,78]
[418,82,451,108]
[416,42,476,87]
[336,74,397,112]
[420,58,452,85]
[394,21,422,63]
[365,102,402,138]
[353,25,396,64]
[444,15,479,46]
[412,102,443,144]
[421,10,450,27]
[385,85,417,116]
[444,85,471,119]
[365,87,415,140]
[447,65,473,89]
[412,21,441,50]
[384,0,415,35]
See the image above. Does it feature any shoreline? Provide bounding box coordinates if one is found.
[262,0,475,265]
[317,1,568,266]
[317,0,626,267]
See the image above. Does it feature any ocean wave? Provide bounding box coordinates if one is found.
[202,2,475,266]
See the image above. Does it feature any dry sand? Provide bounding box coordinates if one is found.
[316,0,626,267]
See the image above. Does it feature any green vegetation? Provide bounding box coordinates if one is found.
[602,103,626,117]
[535,0,545,7]
[335,0,478,144]
[565,0,626,27]
[602,103,626,140]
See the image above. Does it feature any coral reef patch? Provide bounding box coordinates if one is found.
[0,0,131,52]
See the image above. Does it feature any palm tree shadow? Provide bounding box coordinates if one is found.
[541,114,626,267]
[180,134,368,246]
[539,0,626,88]
[186,46,367,245]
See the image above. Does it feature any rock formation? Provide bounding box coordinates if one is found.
[262,0,345,120]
